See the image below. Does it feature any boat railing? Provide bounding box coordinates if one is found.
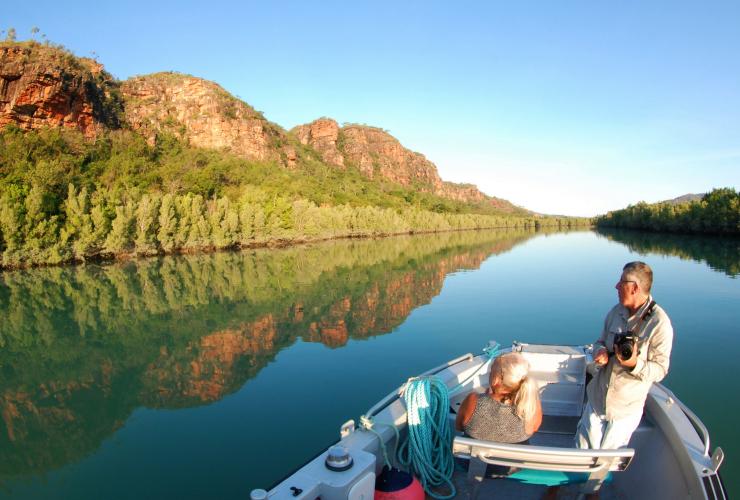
[659,384,710,456]
[363,352,477,419]
[453,436,634,496]
[453,436,634,473]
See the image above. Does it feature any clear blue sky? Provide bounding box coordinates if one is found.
[5,0,740,216]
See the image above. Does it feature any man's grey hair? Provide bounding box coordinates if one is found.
[623,261,653,293]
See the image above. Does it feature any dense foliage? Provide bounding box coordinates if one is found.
[596,227,740,278]
[0,126,589,268]
[595,188,739,235]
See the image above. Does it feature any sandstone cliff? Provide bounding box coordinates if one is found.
[292,118,521,210]
[0,41,122,138]
[121,73,297,167]
[0,41,524,212]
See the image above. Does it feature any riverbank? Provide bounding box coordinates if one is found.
[0,185,591,271]
[0,218,592,271]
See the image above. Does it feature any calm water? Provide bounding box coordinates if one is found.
[0,228,738,498]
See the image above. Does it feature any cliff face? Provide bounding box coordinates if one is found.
[0,42,121,137]
[121,73,296,167]
[0,42,523,212]
[293,118,517,209]
[293,118,442,187]
[292,117,345,168]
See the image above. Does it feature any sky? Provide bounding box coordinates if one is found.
[4,1,740,216]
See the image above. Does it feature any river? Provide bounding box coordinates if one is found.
[0,228,737,498]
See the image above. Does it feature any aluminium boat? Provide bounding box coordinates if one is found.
[254,342,726,499]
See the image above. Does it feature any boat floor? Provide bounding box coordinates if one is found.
[429,415,629,499]
[439,475,627,500]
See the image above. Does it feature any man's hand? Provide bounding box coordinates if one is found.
[616,344,639,369]
[594,348,608,366]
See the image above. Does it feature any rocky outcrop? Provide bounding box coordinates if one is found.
[293,117,345,168]
[0,42,121,137]
[292,118,522,211]
[341,125,444,188]
[295,119,444,189]
[121,73,295,166]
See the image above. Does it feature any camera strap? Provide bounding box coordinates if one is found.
[635,300,657,338]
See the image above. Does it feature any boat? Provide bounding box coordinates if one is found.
[253,342,727,499]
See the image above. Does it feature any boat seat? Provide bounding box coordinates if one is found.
[452,435,634,497]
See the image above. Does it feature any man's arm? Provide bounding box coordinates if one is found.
[593,314,610,365]
[630,317,673,383]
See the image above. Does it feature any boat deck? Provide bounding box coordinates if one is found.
[266,343,721,500]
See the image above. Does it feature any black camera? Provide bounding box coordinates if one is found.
[613,332,639,359]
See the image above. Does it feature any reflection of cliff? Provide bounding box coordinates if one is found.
[140,244,498,406]
[0,228,538,479]
[142,316,280,406]
[596,228,740,277]
[0,361,135,478]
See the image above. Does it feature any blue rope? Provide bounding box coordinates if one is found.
[396,343,502,499]
[359,414,400,470]
[397,376,456,499]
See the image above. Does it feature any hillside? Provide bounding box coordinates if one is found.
[1,40,523,211]
[663,193,703,205]
[0,40,588,268]
[121,72,294,166]
[292,118,518,210]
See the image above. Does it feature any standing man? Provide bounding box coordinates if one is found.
[576,261,674,450]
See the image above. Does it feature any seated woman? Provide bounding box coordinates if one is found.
[455,352,542,443]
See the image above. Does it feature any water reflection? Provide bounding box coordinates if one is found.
[0,228,542,480]
[596,228,740,277]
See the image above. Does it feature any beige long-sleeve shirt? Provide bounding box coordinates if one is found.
[586,296,674,420]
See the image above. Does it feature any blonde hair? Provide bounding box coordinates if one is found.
[489,353,540,427]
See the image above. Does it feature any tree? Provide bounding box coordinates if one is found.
[0,186,26,263]
[157,193,178,252]
[61,184,95,260]
[134,193,161,255]
[208,197,238,249]
[104,200,136,254]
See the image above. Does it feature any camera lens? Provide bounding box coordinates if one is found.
[619,344,633,359]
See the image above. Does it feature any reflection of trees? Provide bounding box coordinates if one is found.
[595,228,740,277]
[0,228,539,479]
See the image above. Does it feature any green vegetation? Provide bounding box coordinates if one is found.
[0,126,589,268]
[0,39,590,269]
[595,188,739,235]
[596,227,740,278]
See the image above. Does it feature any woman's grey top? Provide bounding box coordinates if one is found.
[462,393,531,443]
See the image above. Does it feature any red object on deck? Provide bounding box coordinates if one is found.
[374,468,424,500]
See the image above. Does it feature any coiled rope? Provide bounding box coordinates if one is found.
[361,343,502,499]
[397,375,456,499]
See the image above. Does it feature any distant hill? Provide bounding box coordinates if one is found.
[662,193,703,205]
